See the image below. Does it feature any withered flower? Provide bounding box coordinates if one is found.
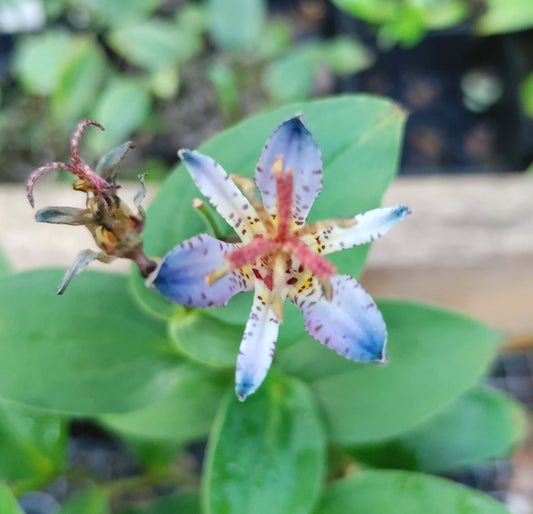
[27,119,156,294]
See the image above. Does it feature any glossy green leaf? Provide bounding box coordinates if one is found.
[58,488,110,514]
[119,493,200,514]
[166,300,304,369]
[132,95,406,328]
[52,38,106,123]
[203,376,325,514]
[13,31,77,95]
[208,0,266,51]
[348,385,527,472]
[0,482,23,514]
[476,0,533,35]
[169,311,241,368]
[278,301,503,445]
[314,470,510,514]
[74,0,160,28]
[88,78,151,155]
[0,400,66,481]
[108,21,201,71]
[0,270,180,415]
[101,363,228,443]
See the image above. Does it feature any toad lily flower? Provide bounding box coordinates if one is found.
[27,119,156,294]
[150,115,410,400]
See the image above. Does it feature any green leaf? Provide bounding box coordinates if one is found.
[265,46,318,103]
[74,0,160,28]
[208,0,266,51]
[169,311,241,368]
[319,36,374,76]
[207,62,239,118]
[314,470,510,514]
[255,20,292,60]
[149,66,180,100]
[422,0,468,30]
[43,0,65,20]
[0,482,23,514]
[203,376,325,514]
[348,385,527,472]
[331,0,397,24]
[475,0,533,35]
[118,493,200,514]
[377,4,426,47]
[108,20,201,71]
[278,301,503,445]
[175,4,208,35]
[52,38,107,123]
[58,488,110,514]
[0,400,66,481]
[331,0,467,46]
[0,269,180,415]
[88,78,151,155]
[118,437,183,469]
[167,301,304,368]
[133,95,406,330]
[13,31,78,95]
[101,363,228,443]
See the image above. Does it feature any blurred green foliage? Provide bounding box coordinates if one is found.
[331,0,469,47]
[6,0,373,174]
[332,0,533,46]
[475,0,533,35]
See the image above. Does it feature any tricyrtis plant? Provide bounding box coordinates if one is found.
[150,116,409,400]
[0,96,524,513]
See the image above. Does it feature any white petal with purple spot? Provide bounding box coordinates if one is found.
[291,274,387,363]
[255,116,322,225]
[150,234,252,308]
[235,280,281,401]
[179,149,263,242]
[302,205,410,256]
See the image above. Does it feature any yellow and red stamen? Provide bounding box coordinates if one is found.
[209,155,338,297]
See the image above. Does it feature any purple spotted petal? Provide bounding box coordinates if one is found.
[255,115,322,225]
[150,234,252,308]
[179,149,263,242]
[302,205,410,256]
[291,275,387,363]
[235,281,281,401]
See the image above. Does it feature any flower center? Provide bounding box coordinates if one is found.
[212,155,337,293]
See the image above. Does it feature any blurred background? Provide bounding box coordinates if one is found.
[2,0,533,181]
[1,0,533,512]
